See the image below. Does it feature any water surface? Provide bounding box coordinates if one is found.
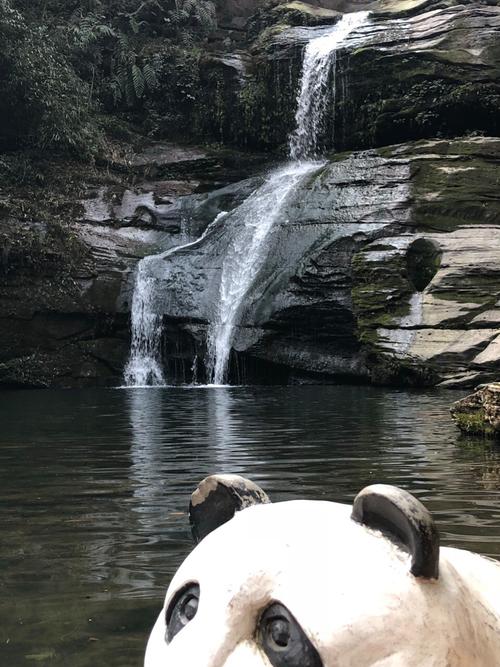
[1,386,500,666]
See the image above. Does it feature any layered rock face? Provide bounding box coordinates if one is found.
[451,383,500,437]
[199,0,500,152]
[149,137,500,387]
[0,148,265,387]
[352,138,500,387]
[1,0,499,388]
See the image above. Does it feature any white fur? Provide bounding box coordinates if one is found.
[145,499,500,666]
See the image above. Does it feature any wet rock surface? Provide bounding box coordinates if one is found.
[152,137,500,387]
[0,144,267,388]
[199,0,500,152]
[2,135,498,388]
[451,383,500,437]
[1,0,500,388]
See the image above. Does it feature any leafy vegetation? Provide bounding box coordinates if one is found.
[0,0,220,158]
[0,0,99,155]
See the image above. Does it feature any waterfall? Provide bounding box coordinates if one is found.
[124,257,166,387]
[124,213,227,387]
[206,160,322,385]
[124,11,369,387]
[205,11,370,385]
[289,11,370,160]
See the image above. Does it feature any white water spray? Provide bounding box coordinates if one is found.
[124,213,227,387]
[289,11,370,160]
[206,11,370,384]
[124,257,166,387]
[206,160,322,385]
[124,12,370,387]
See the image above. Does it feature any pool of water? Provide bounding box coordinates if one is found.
[1,385,500,666]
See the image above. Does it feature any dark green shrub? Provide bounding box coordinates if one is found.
[0,0,101,155]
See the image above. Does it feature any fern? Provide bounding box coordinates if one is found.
[109,76,123,105]
[116,31,130,58]
[179,30,195,48]
[195,1,216,31]
[142,60,158,90]
[132,63,145,98]
[169,0,217,36]
[128,15,147,35]
[72,13,116,49]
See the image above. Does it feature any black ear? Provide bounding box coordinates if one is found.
[351,484,440,579]
[189,474,271,544]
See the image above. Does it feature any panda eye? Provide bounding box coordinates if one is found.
[165,583,200,643]
[259,602,323,667]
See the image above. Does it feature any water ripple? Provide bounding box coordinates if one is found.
[1,385,499,665]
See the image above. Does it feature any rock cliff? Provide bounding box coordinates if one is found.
[1,0,499,388]
[0,147,266,387]
[191,0,500,152]
[145,136,500,387]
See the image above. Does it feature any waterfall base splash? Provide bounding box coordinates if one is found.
[124,257,166,387]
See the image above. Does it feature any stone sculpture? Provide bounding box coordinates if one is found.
[145,474,500,666]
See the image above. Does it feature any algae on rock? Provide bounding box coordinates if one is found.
[451,383,500,437]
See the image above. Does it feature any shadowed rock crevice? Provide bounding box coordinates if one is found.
[405,238,442,292]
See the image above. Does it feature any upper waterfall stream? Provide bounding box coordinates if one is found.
[289,11,369,160]
[124,11,370,387]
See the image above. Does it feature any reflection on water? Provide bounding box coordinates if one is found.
[1,385,500,666]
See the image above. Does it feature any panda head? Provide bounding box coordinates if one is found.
[145,475,443,667]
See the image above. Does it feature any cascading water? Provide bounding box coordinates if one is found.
[124,213,227,386]
[289,11,370,160]
[124,11,369,387]
[205,11,370,384]
[205,160,322,385]
[124,257,166,387]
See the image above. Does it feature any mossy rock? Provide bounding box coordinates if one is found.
[247,0,339,42]
[351,248,413,329]
[451,384,500,438]
[452,410,497,437]
[368,353,438,387]
[273,2,340,25]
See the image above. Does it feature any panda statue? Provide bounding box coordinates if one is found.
[145,474,500,666]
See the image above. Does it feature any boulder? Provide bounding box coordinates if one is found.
[451,382,500,437]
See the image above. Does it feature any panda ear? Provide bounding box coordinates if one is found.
[351,484,440,579]
[189,474,271,544]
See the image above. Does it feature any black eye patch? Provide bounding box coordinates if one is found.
[165,582,200,643]
[259,602,323,667]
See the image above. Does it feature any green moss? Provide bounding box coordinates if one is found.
[335,40,500,153]
[430,274,498,305]
[351,241,425,349]
[368,353,438,387]
[251,23,291,51]
[453,410,496,437]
